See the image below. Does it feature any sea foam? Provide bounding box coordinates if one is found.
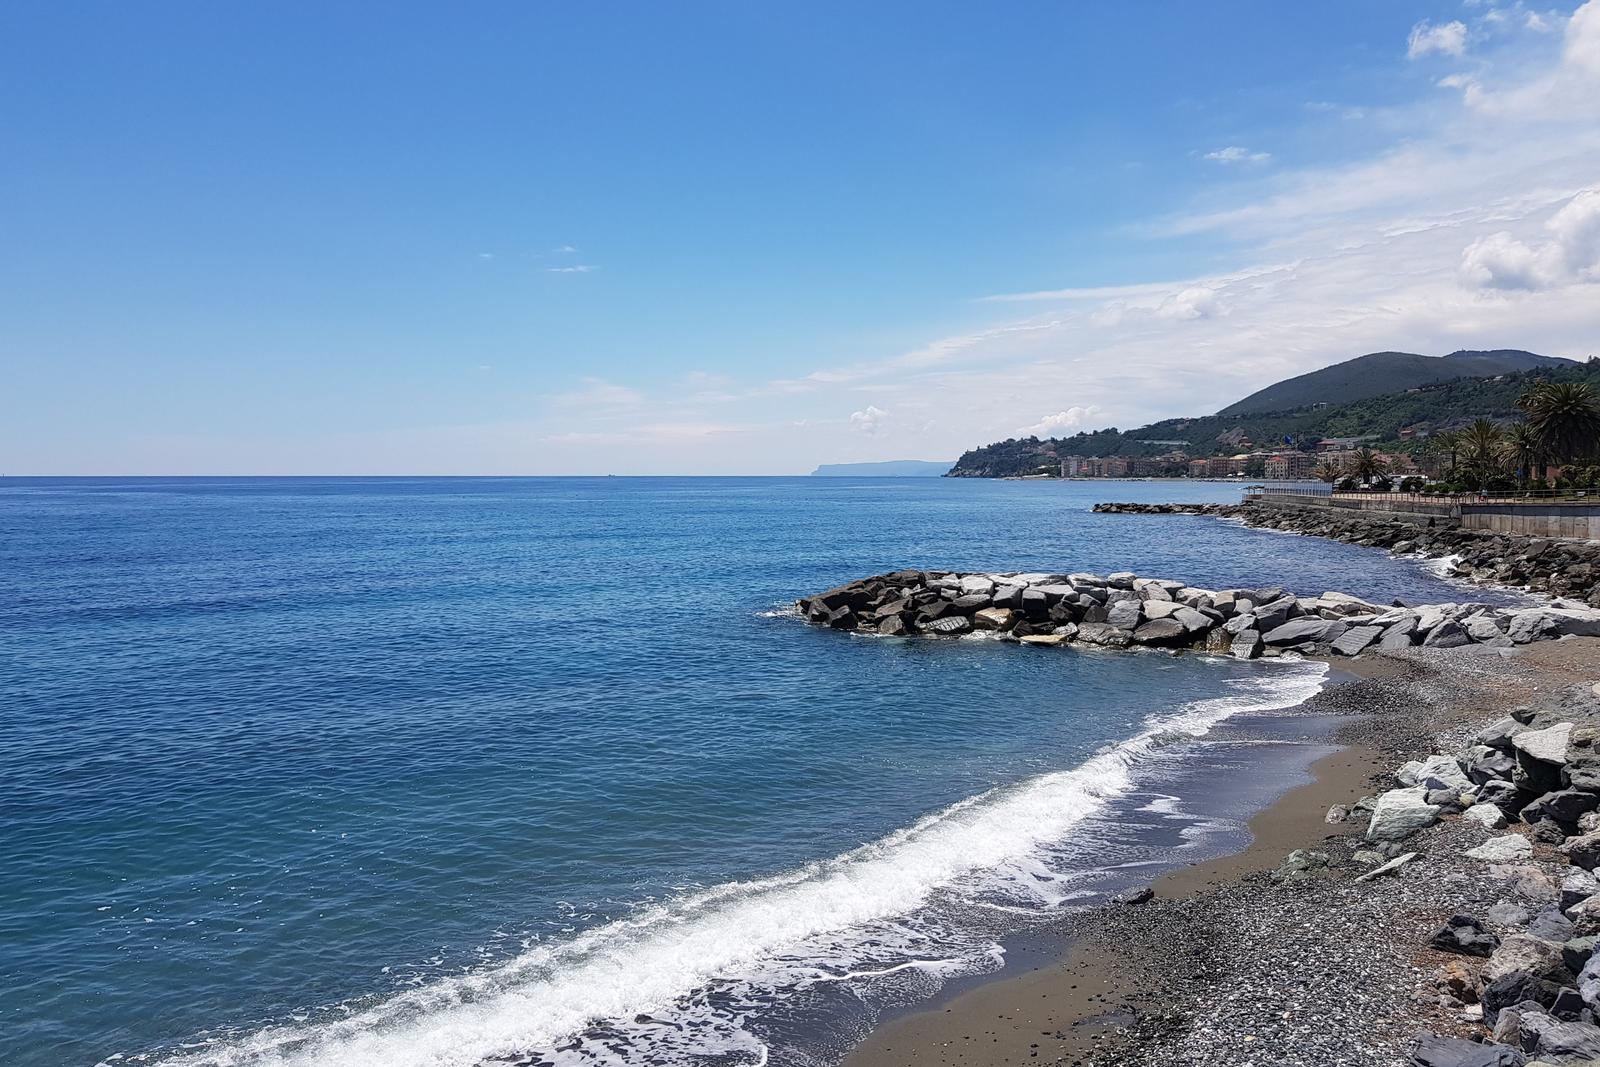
[142,662,1327,1067]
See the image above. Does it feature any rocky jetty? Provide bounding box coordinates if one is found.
[796,569,1600,658]
[1094,501,1600,605]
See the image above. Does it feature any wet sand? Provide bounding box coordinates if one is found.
[844,643,1598,1067]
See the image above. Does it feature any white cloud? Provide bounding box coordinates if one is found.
[1157,285,1225,320]
[547,264,599,273]
[550,377,645,409]
[1408,19,1469,58]
[848,405,891,435]
[1459,186,1600,289]
[1204,146,1271,164]
[1019,407,1103,437]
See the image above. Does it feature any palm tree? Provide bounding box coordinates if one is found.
[1517,382,1600,480]
[1457,418,1506,490]
[1499,423,1546,486]
[1346,447,1389,486]
[1315,460,1342,483]
[1427,429,1461,480]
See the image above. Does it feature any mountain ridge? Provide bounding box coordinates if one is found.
[1218,349,1573,416]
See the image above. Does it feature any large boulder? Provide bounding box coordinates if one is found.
[1331,625,1383,657]
[1518,1013,1600,1061]
[1423,619,1472,648]
[1524,789,1600,827]
[1410,1033,1526,1067]
[971,607,1017,631]
[1254,595,1298,631]
[1230,629,1263,660]
[1262,617,1337,647]
[1515,723,1575,767]
[1398,754,1471,791]
[1074,623,1132,649]
[1367,787,1441,841]
[1171,606,1213,633]
[921,615,972,636]
[1131,618,1189,646]
[1482,971,1566,1026]
[1561,832,1600,871]
[958,574,996,596]
[1480,717,1528,750]
[1106,599,1143,630]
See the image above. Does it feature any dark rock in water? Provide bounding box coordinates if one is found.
[877,615,908,636]
[1131,618,1188,646]
[917,599,957,624]
[1021,588,1049,621]
[825,606,858,630]
[1117,886,1154,906]
[1430,914,1500,957]
[1230,628,1263,660]
[951,593,991,612]
[921,615,972,636]
[1075,622,1133,649]
[1409,1032,1526,1067]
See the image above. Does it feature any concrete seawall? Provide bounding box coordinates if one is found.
[1251,494,1599,540]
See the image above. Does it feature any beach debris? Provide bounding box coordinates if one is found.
[1353,851,1418,883]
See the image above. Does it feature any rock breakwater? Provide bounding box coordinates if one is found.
[796,569,1600,658]
[1094,501,1600,605]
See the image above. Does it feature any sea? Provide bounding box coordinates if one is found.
[0,476,1521,1067]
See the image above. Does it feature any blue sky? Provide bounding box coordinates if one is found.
[4,2,1599,474]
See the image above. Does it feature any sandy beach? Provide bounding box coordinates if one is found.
[846,639,1600,1067]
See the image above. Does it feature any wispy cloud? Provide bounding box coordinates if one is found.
[1408,19,1469,58]
[547,264,600,273]
[1203,145,1271,164]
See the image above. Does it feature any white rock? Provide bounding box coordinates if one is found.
[1397,754,1470,790]
[1514,722,1574,766]
[1466,834,1535,863]
[1366,787,1441,842]
[1465,803,1509,830]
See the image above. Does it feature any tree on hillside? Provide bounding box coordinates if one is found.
[1517,381,1600,480]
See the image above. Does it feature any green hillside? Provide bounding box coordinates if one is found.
[1217,349,1572,416]
[947,358,1600,478]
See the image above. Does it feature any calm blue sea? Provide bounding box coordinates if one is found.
[0,477,1505,1067]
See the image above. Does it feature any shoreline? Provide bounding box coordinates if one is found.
[843,641,1600,1066]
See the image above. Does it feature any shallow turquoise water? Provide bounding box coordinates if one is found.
[0,477,1497,1067]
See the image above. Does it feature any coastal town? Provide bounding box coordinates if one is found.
[1057,436,1408,481]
